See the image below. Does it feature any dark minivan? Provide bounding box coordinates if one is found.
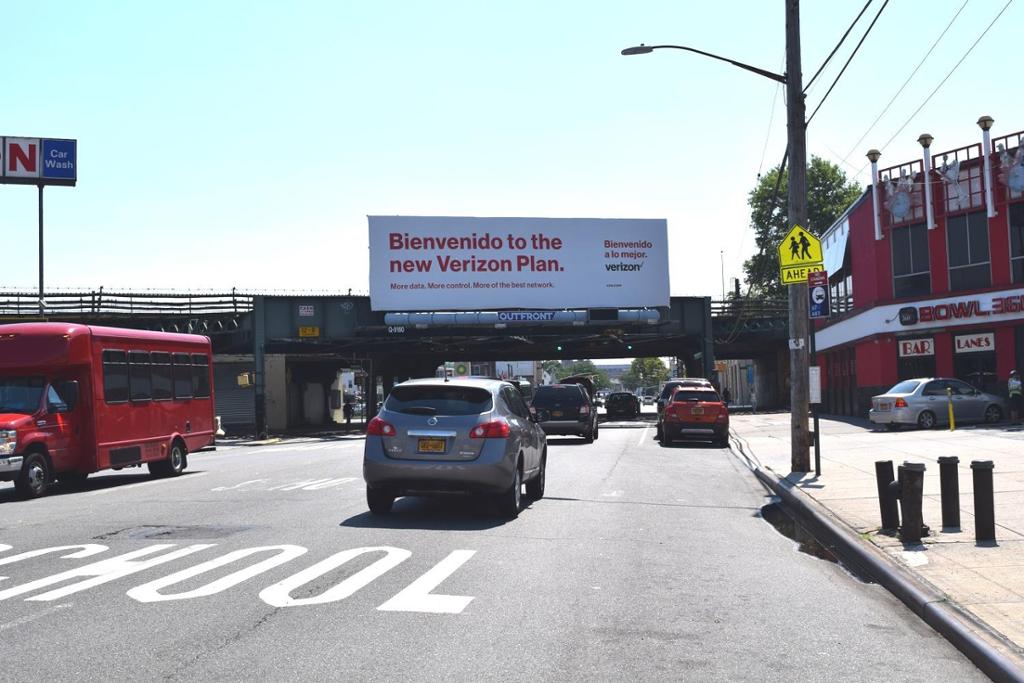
[531,383,599,442]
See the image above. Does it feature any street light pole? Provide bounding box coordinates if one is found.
[785,0,811,471]
[622,0,811,470]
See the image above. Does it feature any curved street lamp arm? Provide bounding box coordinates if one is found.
[621,44,786,84]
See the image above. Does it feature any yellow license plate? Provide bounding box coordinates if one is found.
[418,438,446,453]
[691,406,704,415]
[551,411,563,417]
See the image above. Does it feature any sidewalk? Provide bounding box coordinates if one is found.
[730,412,1024,668]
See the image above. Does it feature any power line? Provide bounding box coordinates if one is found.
[804,0,873,94]
[873,0,1013,155]
[756,55,786,179]
[841,0,969,163]
[806,0,890,127]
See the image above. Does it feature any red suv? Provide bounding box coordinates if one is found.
[660,387,729,448]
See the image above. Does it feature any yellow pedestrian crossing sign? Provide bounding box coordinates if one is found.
[778,225,824,285]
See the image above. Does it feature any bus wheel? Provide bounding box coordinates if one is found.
[15,452,51,499]
[149,441,187,477]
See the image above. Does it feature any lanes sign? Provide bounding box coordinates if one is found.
[777,224,823,285]
[808,269,830,319]
[1,137,77,186]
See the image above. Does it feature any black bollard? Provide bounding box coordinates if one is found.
[898,462,928,543]
[875,460,900,531]
[971,460,996,542]
[938,456,961,530]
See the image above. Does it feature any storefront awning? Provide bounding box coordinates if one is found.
[822,219,850,276]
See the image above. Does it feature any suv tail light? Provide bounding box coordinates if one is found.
[367,416,396,436]
[894,398,908,408]
[664,406,678,421]
[579,404,591,416]
[470,419,510,439]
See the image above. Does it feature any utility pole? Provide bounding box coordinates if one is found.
[786,0,811,471]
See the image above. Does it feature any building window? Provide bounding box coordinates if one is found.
[830,274,853,314]
[892,222,930,298]
[947,210,990,291]
[1010,202,1024,283]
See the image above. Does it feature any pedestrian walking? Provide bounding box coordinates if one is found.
[722,387,731,405]
[343,399,354,429]
[1009,370,1022,425]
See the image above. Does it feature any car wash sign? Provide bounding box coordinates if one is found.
[368,216,670,311]
[1,137,77,186]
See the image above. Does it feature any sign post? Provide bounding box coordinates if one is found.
[2,137,78,314]
[806,269,828,476]
[777,224,823,472]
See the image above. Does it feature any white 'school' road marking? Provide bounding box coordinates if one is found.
[0,542,478,614]
[87,471,210,496]
[210,479,269,492]
[637,427,651,446]
[378,550,476,614]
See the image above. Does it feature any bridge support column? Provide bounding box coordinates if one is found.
[702,297,715,381]
[253,296,267,439]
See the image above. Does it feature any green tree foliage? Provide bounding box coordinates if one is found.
[620,357,669,391]
[544,359,611,390]
[743,156,862,299]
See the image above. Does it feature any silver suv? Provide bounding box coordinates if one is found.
[363,378,547,518]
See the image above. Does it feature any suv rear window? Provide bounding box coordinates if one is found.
[386,385,493,416]
[532,385,585,408]
[670,390,720,402]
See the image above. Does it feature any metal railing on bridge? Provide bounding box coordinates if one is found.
[710,298,788,318]
[0,289,255,317]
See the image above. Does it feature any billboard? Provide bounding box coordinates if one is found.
[368,216,670,311]
[1,137,77,186]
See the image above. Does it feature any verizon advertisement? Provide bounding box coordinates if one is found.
[368,216,670,311]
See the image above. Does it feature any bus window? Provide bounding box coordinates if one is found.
[102,350,129,403]
[151,352,172,400]
[129,351,152,402]
[191,354,211,398]
[172,353,192,399]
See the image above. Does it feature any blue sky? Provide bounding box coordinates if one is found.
[2,0,1020,297]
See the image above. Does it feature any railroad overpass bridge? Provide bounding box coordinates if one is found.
[0,290,789,433]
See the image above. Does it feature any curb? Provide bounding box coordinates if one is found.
[242,438,282,447]
[753,467,1024,683]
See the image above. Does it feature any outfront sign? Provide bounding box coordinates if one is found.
[368,216,670,311]
[777,224,823,285]
[1,137,77,186]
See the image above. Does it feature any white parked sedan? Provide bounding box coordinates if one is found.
[868,377,1006,430]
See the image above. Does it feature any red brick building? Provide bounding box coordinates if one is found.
[817,120,1024,416]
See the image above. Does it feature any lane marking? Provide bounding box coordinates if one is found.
[210,479,269,492]
[637,426,651,446]
[0,603,72,631]
[87,471,210,496]
[601,490,623,497]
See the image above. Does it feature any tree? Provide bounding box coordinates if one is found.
[544,359,611,390]
[743,156,862,299]
[620,357,669,391]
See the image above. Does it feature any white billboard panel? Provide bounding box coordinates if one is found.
[368,216,670,311]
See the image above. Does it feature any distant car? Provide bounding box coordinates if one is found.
[868,377,1005,430]
[655,378,714,438]
[531,383,599,442]
[604,391,641,420]
[661,387,729,447]
[362,378,547,518]
[641,395,655,405]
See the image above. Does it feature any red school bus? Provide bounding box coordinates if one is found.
[0,322,215,498]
